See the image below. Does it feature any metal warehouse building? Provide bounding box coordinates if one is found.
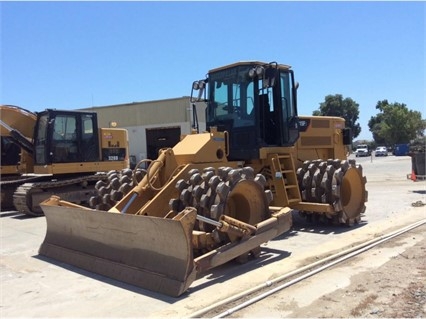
[80,96,206,166]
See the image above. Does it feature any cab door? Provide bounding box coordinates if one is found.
[51,113,79,163]
[278,70,299,147]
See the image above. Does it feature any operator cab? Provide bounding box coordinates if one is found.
[192,61,299,160]
[34,109,100,165]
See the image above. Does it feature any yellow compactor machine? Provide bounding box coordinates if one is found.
[39,61,367,297]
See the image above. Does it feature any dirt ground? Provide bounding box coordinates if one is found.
[227,223,426,318]
[287,226,425,318]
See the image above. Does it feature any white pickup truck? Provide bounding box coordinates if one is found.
[355,144,370,157]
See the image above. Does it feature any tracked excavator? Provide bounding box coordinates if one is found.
[39,61,367,297]
[0,105,129,215]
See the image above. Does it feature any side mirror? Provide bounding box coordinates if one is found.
[263,67,278,88]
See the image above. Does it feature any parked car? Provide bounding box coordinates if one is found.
[355,144,370,157]
[375,146,388,156]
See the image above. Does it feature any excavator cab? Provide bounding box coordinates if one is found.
[195,61,300,160]
[34,110,100,165]
[32,109,128,175]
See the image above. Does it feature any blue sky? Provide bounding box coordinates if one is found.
[1,1,425,141]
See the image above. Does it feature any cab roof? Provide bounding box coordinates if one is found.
[209,61,292,73]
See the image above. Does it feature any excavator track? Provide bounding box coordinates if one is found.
[296,158,368,226]
[1,176,46,211]
[13,174,108,216]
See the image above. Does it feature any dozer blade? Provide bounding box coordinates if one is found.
[39,198,198,297]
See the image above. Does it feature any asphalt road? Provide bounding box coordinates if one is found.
[1,154,425,317]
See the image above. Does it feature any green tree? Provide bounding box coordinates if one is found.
[368,100,425,145]
[312,94,361,138]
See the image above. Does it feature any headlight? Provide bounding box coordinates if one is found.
[248,68,256,78]
[255,66,264,76]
